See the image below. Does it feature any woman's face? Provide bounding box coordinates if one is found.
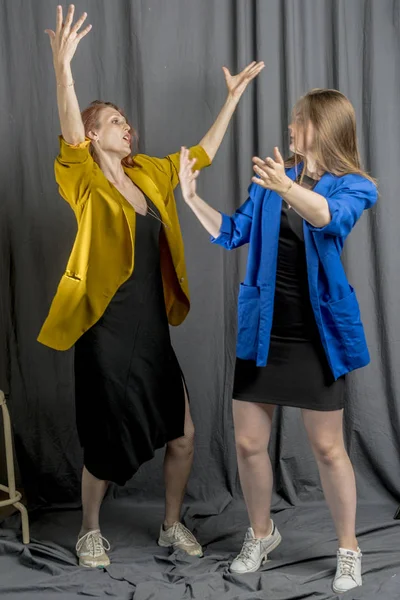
[288,114,315,156]
[89,107,132,158]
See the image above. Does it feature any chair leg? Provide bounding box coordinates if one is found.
[0,390,30,543]
[14,501,30,544]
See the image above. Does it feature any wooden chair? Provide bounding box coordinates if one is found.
[0,390,29,543]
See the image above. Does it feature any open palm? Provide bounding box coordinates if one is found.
[179,147,200,202]
[45,4,92,68]
[223,61,265,100]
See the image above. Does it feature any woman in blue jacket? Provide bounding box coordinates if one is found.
[179,89,377,594]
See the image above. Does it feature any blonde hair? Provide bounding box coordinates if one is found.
[285,88,376,184]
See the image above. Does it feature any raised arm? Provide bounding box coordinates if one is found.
[199,61,265,161]
[45,4,92,145]
[179,147,222,237]
[179,147,253,249]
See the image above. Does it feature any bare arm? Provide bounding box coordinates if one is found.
[199,62,264,161]
[45,4,92,145]
[252,148,331,228]
[179,147,222,237]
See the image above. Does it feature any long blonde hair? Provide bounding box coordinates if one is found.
[285,88,376,184]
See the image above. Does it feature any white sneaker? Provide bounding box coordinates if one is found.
[76,529,111,568]
[230,521,282,574]
[332,547,362,593]
[158,522,203,557]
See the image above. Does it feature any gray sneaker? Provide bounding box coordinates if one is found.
[158,522,203,557]
[230,521,282,574]
[76,529,111,568]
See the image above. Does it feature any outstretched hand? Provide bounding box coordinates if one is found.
[179,147,200,203]
[252,147,292,193]
[223,61,265,101]
[45,4,92,69]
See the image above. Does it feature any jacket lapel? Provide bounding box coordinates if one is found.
[125,166,173,230]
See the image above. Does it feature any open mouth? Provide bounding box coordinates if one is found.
[123,133,131,144]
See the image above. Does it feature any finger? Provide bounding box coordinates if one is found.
[265,156,278,169]
[253,164,275,179]
[252,156,270,169]
[181,147,190,167]
[222,66,231,81]
[241,61,257,74]
[252,176,268,188]
[253,164,268,178]
[44,29,56,41]
[56,5,63,35]
[71,12,88,35]
[63,4,75,34]
[192,170,200,180]
[274,146,284,165]
[248,61,265,73]
[248,63,265,78]
[76,24,92,41]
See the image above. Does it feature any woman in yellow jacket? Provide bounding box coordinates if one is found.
[41,5,264,568]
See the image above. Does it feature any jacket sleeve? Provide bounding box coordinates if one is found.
[211,196,254,250]
[308,175,377,238]
[54,136,94,207]
[149,145,211,190]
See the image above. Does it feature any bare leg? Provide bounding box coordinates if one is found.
[163,385,195,527]
[233,400,275,538]
[80,466,109,534]
[302,408,358,551]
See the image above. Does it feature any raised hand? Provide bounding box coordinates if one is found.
[252,147,292,194]
[179,147,200,202]
[223,61,265,101]
[45,4,92,70]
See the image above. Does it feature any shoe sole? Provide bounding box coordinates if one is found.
[78,558,110,569]
[158,538,203,557]
[332,581,362,594]
[229,531,282,574]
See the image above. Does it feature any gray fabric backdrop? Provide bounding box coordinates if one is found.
[0,1,400,599]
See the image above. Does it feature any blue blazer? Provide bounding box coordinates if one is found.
[212,166,377,380]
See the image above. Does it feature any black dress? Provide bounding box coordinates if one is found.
[233,175,345,411]
[74,198,185,485]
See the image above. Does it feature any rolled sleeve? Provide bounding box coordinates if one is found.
[211,198,254,250]
[57,136,92,164]
[308,176,377,238]
[55,137,94,206]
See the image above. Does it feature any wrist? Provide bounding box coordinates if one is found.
[279,177,294,196]
[225,93,240,108]
[183,191,197,204]
[55,64,72,81]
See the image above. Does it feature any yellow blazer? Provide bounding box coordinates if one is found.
[38,137,211,351]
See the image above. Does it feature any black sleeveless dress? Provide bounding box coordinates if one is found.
[74,198,185,485]
[233,175,345,411]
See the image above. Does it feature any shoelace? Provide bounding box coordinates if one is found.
[76,530,111,557]
[338,554,357,578]
[237,538,259,563]
[173,523,198,545]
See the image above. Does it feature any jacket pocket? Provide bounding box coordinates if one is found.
[237,284,260,360]
[327,289,367,359]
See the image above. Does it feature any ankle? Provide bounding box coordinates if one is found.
[253,519,273,539]
[163,519,178,530]
[339,538,359,553]
[80,525,100,537]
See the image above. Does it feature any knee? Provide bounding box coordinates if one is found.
[312,441,346,466]
[235,434,266,460]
